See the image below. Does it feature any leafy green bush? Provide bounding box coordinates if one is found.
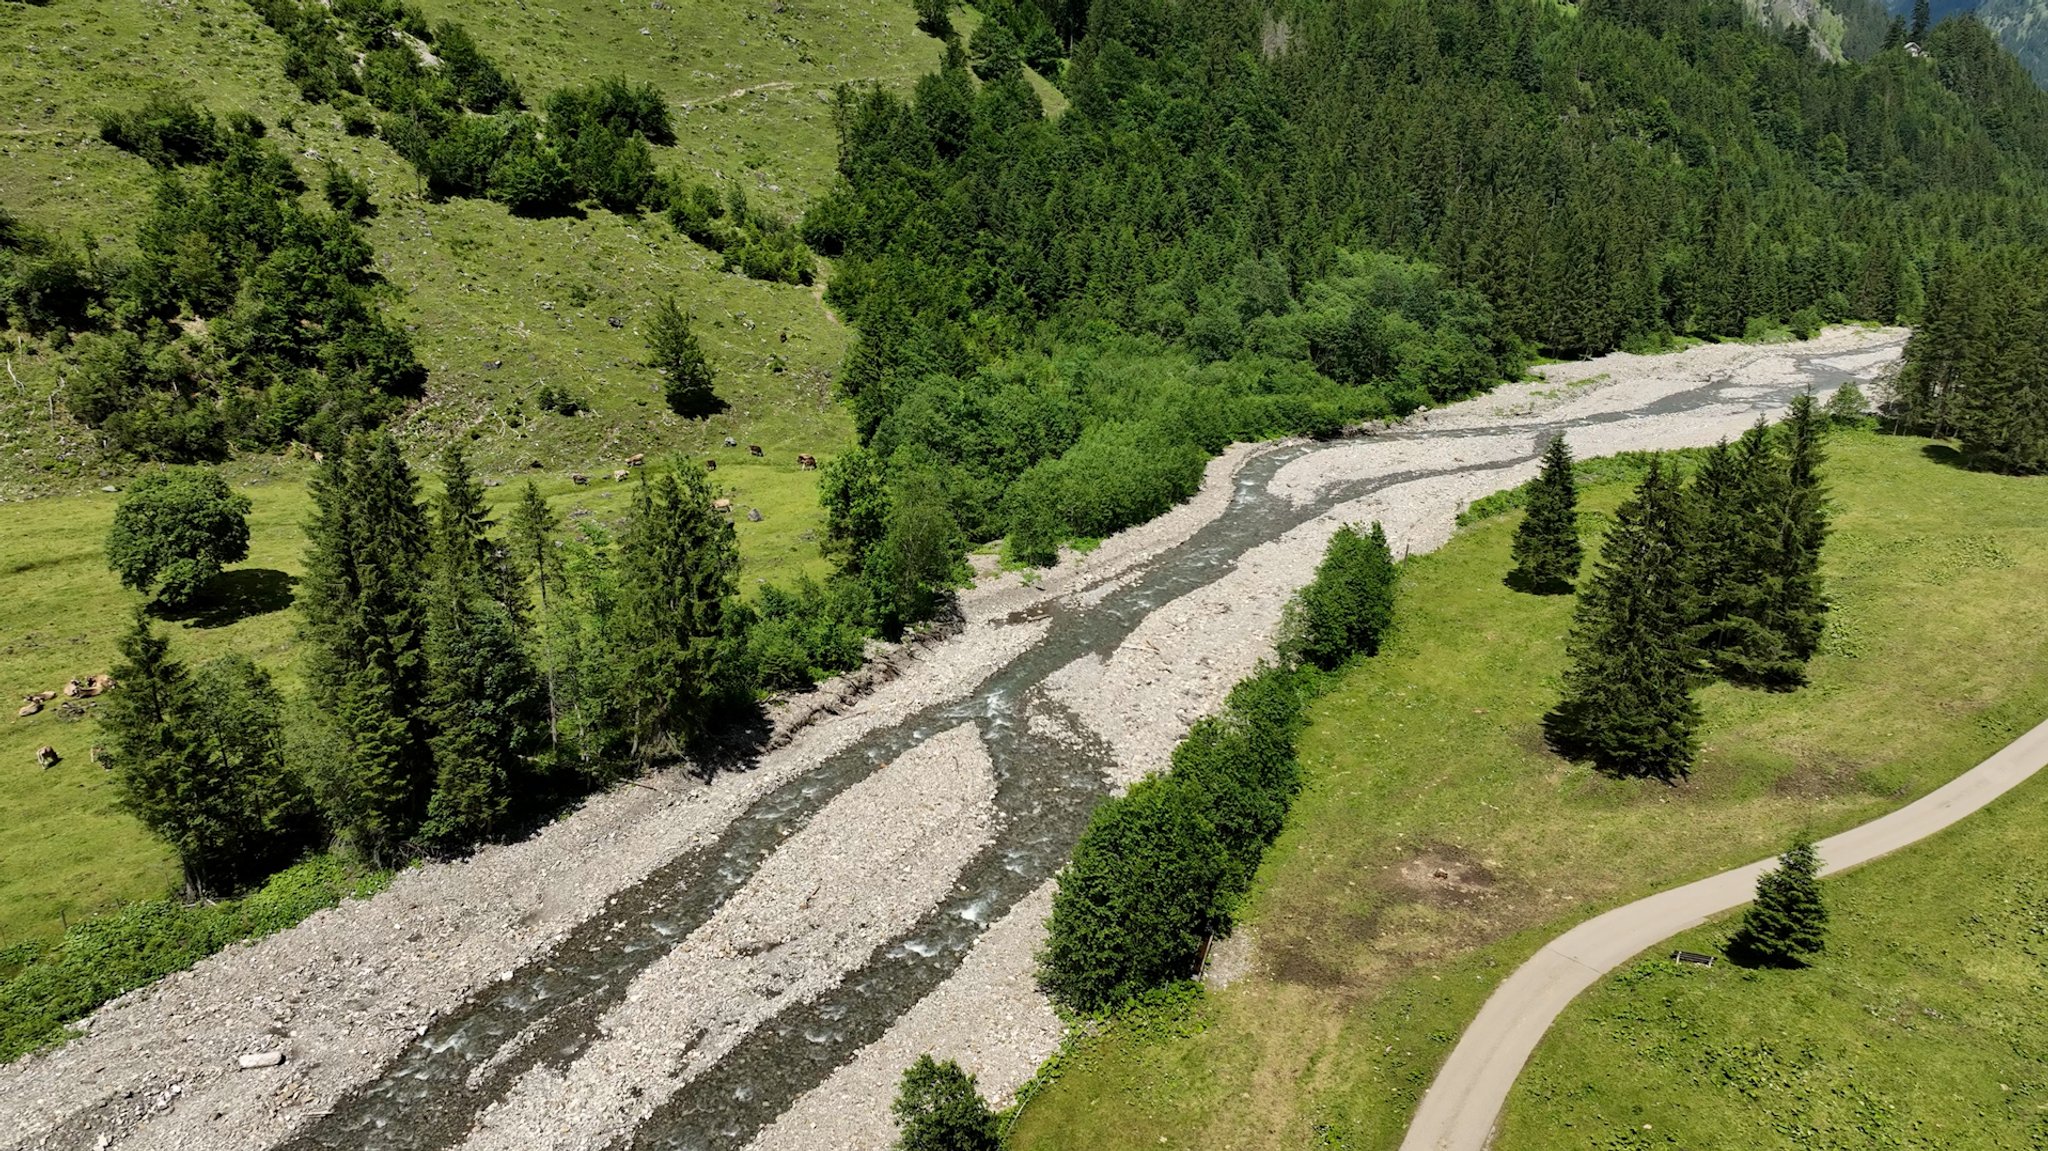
[0,857,387,1060]
[745,575,872,691]
[1039,664,1314,1013]
[1280,522,1398,669]
[96,94,226,167]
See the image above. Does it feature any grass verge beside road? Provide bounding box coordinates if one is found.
[1499,766,2048,1150]
[1006,430,2048,1151]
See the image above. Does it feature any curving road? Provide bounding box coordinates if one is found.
[1401,713,2048,1151]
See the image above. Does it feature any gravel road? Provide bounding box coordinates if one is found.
[0,327,1906,1151]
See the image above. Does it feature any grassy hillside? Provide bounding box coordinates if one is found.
[1006,431,2048,1151]
[0,0,954,947]
[1498,764,2048,1150]
[0,0,955,498]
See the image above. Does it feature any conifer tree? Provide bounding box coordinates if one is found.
[646,297,719,418]
[1545,458,1700,781]
[1909,0,1930,42]
[299,432,436,861]
[103,614,311,895]
[1730,836,1828,965]
[508,480,564,747]
[1685,430,1802,687]
[617,466,746,759]
[421,445,544,848]
[1770,395,1830,662]
[1510,434,1583,592]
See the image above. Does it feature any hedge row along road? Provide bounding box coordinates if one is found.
[1402,713,2048,1151]
[0,328,1907,1151]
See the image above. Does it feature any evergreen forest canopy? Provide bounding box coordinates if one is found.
[810,0,2048,605]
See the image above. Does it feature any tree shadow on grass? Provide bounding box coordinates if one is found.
[159,568,297,629]
[1920,442,1971,471]
[1504,568,1575,596]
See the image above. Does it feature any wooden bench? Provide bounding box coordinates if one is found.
[1671,949,1715,967]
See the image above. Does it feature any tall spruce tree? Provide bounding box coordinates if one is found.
[646,297,719,417]
[421,445,545,848]
[508,480,564,749]
[1685,430,1803,687]
[1770,395,1830,662]
[1545,458,1700,781]
[299,432,435,861]
[1510,434,1583,592]
[1730,836,1828,965]
[617,466,746,759]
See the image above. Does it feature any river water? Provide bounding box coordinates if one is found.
[279,343,1882,1151]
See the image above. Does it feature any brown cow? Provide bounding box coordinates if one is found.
[797,454,817,470]
[570,473,589,486]
[62,679,83,699]
[625,453,646,467]
[705,459,717,472]
[612,469,631,482]
[748,445,764,458]
[712,498,734,513]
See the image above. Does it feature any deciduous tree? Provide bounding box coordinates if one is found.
[106,467,252,609]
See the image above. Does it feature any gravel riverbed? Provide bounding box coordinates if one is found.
[0,328,1905,1151]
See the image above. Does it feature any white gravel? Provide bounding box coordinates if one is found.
[741,883,1062,1151]
[0,328,1907,1151]
[458,723,996,1151]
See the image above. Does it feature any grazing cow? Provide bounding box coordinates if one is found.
[797,453,817,470]
[723,436,738,447]
[705,459,717,471]
[571,473,589,486]
[625,453,645,467]
[748,445,764,457]
[712,498,733,513]
[613,469,631,482]
[34,745,58,769]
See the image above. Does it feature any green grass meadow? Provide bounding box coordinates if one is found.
[0,447,834,949]
[1006,431,2048,1151]
[1498,763,2048,1151]
[0,0,961,499]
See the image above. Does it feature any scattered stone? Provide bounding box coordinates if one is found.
[747,507,763,522]
[236,1051,284,1070]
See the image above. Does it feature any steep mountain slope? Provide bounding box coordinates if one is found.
[1974,0,2048,81]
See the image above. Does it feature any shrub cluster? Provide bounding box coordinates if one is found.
[1038,665,1313,1012]
[1,124,421,461]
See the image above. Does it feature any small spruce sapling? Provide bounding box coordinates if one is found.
[1730,836,1829,965]
[1509,434,1583,592]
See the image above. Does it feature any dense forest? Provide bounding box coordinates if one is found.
[810,0,2048,611]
